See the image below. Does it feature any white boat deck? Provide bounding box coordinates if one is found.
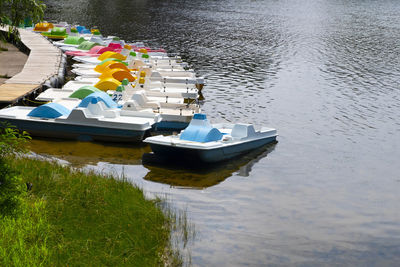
[0,106,34,118]
[36,89,74,101]
[0,104,157,130]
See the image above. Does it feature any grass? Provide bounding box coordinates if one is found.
[0,46,8,52]
[0,197,50,266]
[0,155,190,266]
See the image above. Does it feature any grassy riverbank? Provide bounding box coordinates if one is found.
[0,155,185,266]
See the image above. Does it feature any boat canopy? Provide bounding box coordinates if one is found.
[98,51,126,61]
[108,43,123,50]
[42,27,67,38]
[27,103,71,119]
[96,46,115,55]
[94,60,118,73]
[77,41,99,51]
[69,86,102,99]
[78,92,118,109]
[99,68,135,82]
[94,61,129,73]
[64,36,85,45]
[76,25,88,33]
[50,27,66,35]
[33,22,54,32]
[66,45,109,56]
[86,46,108,54]
[102,62,130,73]
[98,58,127,66]
[94,78,122,91]
[180,114,223,143]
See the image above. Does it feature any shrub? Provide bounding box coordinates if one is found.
[0,123,30,217]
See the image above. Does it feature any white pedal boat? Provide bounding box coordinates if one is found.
[36,85,189,104]
[34,86,199,131]
[52,36,86,48]
[71,67,195,79]
[63,79,198,97]
[72,54,181,65]
[62,80,95,90]
[36,84,197,102]
[72,77,199,99]
[122,94,200,131]
[36,88,78,102]
[73,76,198,92]
[144,114,278,162]
[0,92,160,142]
[72,62,186,71]
[129,59,188,69]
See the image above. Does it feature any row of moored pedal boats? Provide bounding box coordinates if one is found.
[0,22,277,163]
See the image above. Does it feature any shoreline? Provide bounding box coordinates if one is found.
[0,32,192,266]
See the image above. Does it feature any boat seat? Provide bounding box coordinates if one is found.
[132,91,160,109]
[180,113,223,143]
[85,101,118,118]
[122,100,153,113]
[230,123,256,140]
[90,36,106,45]
[28,103,71,119]
[150,71,163,80]
[128,59,145,69]
[79,92,118,109]
[138,67,152,78]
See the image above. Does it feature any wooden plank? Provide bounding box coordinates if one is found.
[0,27,63,104]
[0,83,39,103]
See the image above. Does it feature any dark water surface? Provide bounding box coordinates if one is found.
[37,0,400,265]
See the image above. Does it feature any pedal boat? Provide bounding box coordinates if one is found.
[59,40,100,52]
[72,54,180,65]
[41,27,68,40]
[53,36,85,48]
[144,114,277,162]
[0,92,160,142]
[35,86,199,131]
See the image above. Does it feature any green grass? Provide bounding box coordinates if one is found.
[0,156,187,266]
[0,197,50,266]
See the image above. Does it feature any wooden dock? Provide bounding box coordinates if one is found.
[0,27,63,104]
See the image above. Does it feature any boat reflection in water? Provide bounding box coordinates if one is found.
[28,136,276,189]
[28,137,151,167]
[142,142,277,189]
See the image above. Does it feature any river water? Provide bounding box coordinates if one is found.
[37,0,400,265]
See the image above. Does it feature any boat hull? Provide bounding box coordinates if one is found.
[148,136,277,163]
[0,118,148,143]
[155,121,189,131]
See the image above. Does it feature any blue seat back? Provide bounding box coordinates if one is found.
[27,102,71,119]
[180,114,223,143]
[78,92,118,109]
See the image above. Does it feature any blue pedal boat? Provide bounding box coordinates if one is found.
[144,113,278,163]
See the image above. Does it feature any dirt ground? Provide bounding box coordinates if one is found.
[0,42,28,85]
